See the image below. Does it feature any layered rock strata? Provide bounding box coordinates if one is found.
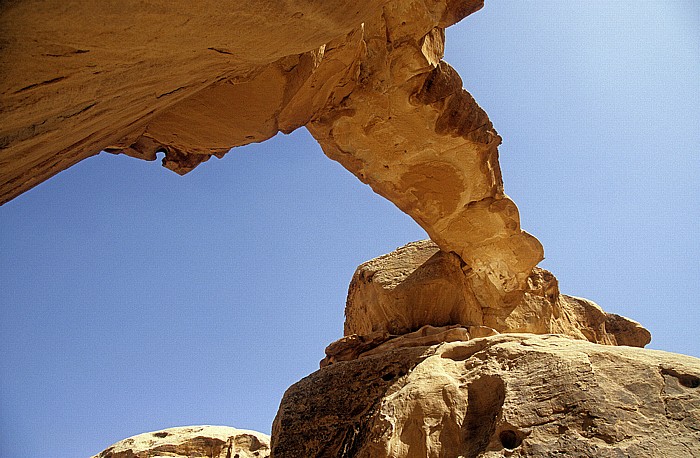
[92,425,270,458]
[273,333,700,457]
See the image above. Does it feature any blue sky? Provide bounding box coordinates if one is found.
[1,2,698,457]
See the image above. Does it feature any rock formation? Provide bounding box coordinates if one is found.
[273,334,700,457]
[3,1,699,457]
[2,0,538,317]
[92,425,270,458]
[342,240,650,348]
[0,0,390,202]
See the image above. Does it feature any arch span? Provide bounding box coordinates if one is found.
[2,0,539,311]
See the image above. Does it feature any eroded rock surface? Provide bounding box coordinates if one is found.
[322,323,498,367]
[0,0,389,202]
[2,0,541,317]
[344,240,650,347]
[307,0,543,310]
[92,425,270,458]
[273,334,700,457]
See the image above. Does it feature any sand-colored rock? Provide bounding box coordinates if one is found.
[2,0,541,317]
[345,240,650,347]
[91,425,270,458]
[0,0,388,202]
[272,333,700,457]
[322,324,497,367]
[307,0,543,311]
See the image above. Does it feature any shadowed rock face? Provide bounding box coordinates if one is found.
[0,0,391,202]
[91,425,270,458]
[273,334,700,458]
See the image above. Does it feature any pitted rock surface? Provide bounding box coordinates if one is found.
[272,334,700,457]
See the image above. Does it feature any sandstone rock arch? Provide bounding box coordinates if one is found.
[1,0,543,316]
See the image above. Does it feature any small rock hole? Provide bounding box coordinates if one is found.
[499,430,521,450]
[661,368,700,388]
[153,432,169,438]
[679,374,700,388]
[381,373,395,381]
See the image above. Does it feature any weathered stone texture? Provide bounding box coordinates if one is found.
[273,334,700,457]
[307,0,543,311]
[91,425,270,458]
[344,240,650,347]
[1,0,540,319]
[0,0,389,203]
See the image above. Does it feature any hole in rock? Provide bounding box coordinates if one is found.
[462,375,506,457]
[499,429,521,449]
[679,375,700,388]
[155,149,166,164]
[661,368,700,388]
[381,373,395,381]
[152,432,169,438]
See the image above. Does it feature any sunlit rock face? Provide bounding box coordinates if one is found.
[91,425,270,458]
[343,240,651,348]
[273,334,700,458]
[5,2,690,456]
[307,0,543,314]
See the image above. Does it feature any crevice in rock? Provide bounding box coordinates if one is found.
[661,367,700,389]
[462,374,506,457]
[14,76,67,94]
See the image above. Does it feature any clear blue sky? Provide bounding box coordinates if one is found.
[1,2,698,457]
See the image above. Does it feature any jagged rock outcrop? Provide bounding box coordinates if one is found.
[273,333,700,457]
[342,240,650,347]
[91,425,270,458]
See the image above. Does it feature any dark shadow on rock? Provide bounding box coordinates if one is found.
[462,374,505,458]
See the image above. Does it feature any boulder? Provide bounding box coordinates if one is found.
[92,425,270,458]
[344,240,650,347]
[272,333,700,457]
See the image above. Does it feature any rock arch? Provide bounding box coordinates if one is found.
[1,0,541,314]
